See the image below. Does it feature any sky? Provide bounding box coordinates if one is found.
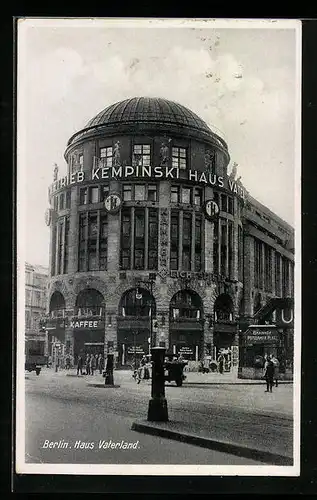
[18,18,301,268]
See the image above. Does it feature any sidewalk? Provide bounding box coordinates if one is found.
[183,371,293,385]
[131,419,293,466]
[43,367,292,385]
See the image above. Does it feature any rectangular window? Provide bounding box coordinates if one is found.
[54,196,58,211]
[26,290,32,306]
[88,213,98,271]
[194,188,202,206]
[133,144,151,167]
[79,187,88,205]
[79,154,84,170]
[89,186,99,204]
[172,147,187,170]
[99,213,107,270]
[170,211,179,270]
[220,220,227,276]
[65,190,71,209]
[25,310,31,329]
[182,213,192,270]
[171,186,179,203]
[134,209,145,269]
[135,184,146,201]
[228,197,234,215]
[88,213,98,239]
[64,217,70,274]
[100,185,109,202]
[51,226,57,276]
[120,209,131,269]
[181,187,191,204]
[78,213,87,272]
[57,221,64,275]
[59,193,65,210]
[221,194,227,212]
[100,146,113,167]
[228,220,233,279]
[148,185,157,202]
[123,185,132,201]
[213,219,219,274]
[282,258,290,296]
[254,240,259,288]
[238,225,243,282]
[264,245,272,292]
[134,249,144,270]
[195,215,202,271]
[148,209,158,270]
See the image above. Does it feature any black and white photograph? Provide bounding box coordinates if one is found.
[16,17,301,476]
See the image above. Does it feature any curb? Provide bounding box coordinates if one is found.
[131,421,293,466]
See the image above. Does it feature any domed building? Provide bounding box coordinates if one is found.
[44,97,294,378]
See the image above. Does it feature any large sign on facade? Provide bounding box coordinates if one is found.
[244,328,280,346]
[69,319,104,329]
[48,165,246,200]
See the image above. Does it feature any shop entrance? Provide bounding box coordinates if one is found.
[169,289,204,361]
[117,287,156,368]
[117,328,150,368]
[73,329,104,359]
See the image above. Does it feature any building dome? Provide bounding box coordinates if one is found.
[67,96,227,151]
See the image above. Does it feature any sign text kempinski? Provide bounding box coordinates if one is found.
[48,165,246,199]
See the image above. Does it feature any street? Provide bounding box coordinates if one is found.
[22,368,293,465]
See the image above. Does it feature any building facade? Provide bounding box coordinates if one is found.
[43,97,294,376]
[25,262,49,345]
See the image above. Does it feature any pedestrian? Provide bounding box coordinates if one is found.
[90,354,97,376]
[65,355,71,370]
[263,354,274,392]
[77,355,83,376]
[271,354,280,387]
[86,354,91,375]
[98,354,104,374]
[217,352,224,374]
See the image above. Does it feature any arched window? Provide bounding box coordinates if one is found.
[119,288,156,317]
[170,290,203,320]
[75,289,105,317]
[214,294,234,322]
[49,291,66,318]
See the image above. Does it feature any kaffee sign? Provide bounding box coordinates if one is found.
[48,165,246,200]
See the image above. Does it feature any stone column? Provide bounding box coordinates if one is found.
[107,180,121,272]
[205,219,214,273]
